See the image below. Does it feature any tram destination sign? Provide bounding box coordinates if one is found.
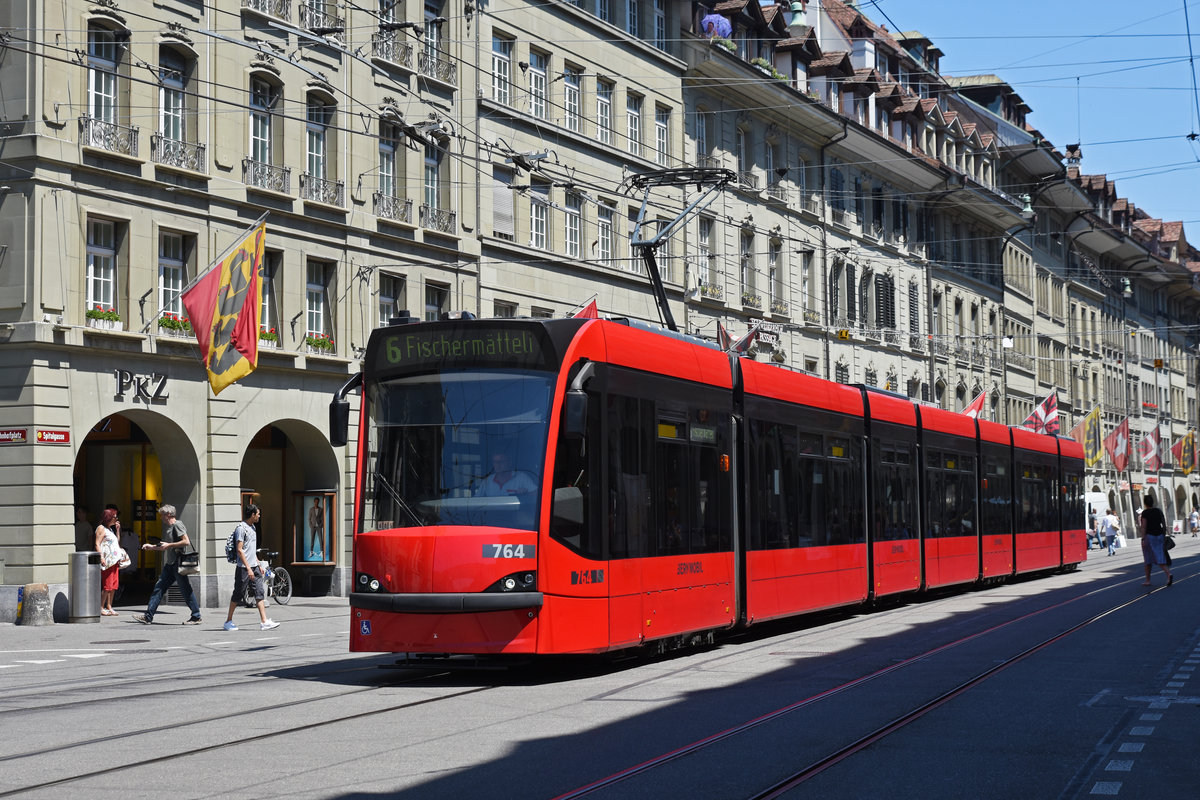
[373,324,554,373]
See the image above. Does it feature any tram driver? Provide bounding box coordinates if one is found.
[476,451,537,497]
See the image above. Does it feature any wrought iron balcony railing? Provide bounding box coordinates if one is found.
[695,155,722,169]
[699,281,724,300]
[741,292,762,310]
[736,171,758,190]
[242,158,291,194]
[80,116,138,157]
[373,193,413,224]
[242,0,292,21]
[300,173,345,206]
[765,183,788,203]
[770,299,789,316]
[300,3,345,43]
[418,51,457,84]
[151,135,206,172]
[420,204,456,234]
[804,308,820,324]
[371,32,413,68]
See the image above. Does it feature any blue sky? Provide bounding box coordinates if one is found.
[867,0,1200,227]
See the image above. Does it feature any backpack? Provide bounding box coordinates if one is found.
[224,528,239,563]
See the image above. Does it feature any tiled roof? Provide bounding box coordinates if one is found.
[1162,221,1183,242]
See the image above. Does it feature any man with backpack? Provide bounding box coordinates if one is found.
[223,504,279,631]
[132,504,202,625]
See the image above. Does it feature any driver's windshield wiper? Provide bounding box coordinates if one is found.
[373,471,422,527]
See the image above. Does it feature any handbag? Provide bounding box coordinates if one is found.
[99,538,127,569]
[1165,534,1176,551]
[177,550,200,576]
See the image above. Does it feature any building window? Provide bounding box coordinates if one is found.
[261,250,281,336]
[158,232,187,317]
[531,306,553,318]
[249,78,276,165]
[424,283,448,321]
[740,231,755,294]
[529,51,548,119]
[597,204,614,262]
[494,300,517,318]
[626,0,639,36]
[493,167,515,240]
[306,96,332,179]
[424,140,443,210]
[596,79,613,145]
[564,192,582,258]
[86,219,117,314]
[378,273,404,327]
[87,25,119,125]
[699,216,716,285]
[736,128,748,173]
[653,0,667,49]
[492,35,512,105]
[530,181,549,249]
[378,119,400,200]
[306,260,332,340]
[655,106,670,166]
[626,94,642,156]
[768,241,782,306]
[158,49,185,143]
[563,67,582,132]
[597,0,611,23]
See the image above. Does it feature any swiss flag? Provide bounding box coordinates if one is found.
[573,300,598,319]
[1104,417,1131,473]
[962,391,986,419]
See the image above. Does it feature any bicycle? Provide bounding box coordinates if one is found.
[242,549,292,608]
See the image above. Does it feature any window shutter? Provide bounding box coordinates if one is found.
[493,169,514,238]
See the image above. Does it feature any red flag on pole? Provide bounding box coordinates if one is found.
[573,299,598,319]
[1021,390,1059,435]
[962,391,987,419]
[1137,426,1162,472]
[717,321,732,351]
[181,222,265,395]
[1103,417,1131,473]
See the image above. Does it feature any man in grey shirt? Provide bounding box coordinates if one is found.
[132,504,202,625]
[223,504,279,631]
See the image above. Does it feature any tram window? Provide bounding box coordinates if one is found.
[873,440,917,541]
[749,420,793,549]
[551,388,601,558]
[607,395,653,559]
[655,406,730,555]
[980,456,1011,535]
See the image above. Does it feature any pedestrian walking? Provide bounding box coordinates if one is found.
[1099,508,1121,556]
[1190,507,1199,538]
[131,505,202,625]
[223,504,279,631]
[1140,494,1173,587]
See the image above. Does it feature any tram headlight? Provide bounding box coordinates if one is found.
[356,572,384,593]
[486,571,538,593]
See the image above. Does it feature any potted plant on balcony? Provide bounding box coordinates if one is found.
[305,332,335,354]
[259,326,279,347]
[85,307,121,330]
[157,312,192,337]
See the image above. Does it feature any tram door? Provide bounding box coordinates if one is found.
[605,394,652,649]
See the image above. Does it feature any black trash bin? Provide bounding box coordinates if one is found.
[68,551,101,623]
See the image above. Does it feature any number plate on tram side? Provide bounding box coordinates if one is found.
[482,544,535,559]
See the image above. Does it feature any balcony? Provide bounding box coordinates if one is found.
[770,299,790,316]
[908,334,926,352]
[80,116,138,157]
[300,3,343,41]
[804,308,820,324]
[735,171,758,191]
[300,173,345,206]
[420,204,456,234]
[418,51,457,85]
[374,193,413,224]
[765,182,788,203]
[741,292,762,310]
[242,158,291,194]
[241,0,291,21]
[151,135,206,172]
[371,32,413,68]
[699,281,724,301]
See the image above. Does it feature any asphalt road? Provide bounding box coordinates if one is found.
[2,538,1198,799]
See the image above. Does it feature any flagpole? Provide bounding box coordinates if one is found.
[564,293,598,317]
[139,212,270,333]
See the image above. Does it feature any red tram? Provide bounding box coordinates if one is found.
[330,316,1086,656]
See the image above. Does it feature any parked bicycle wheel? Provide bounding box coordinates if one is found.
[272,567,292,605]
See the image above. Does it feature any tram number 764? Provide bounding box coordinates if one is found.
[482,544,535,559]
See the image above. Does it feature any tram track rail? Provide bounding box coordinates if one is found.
[552,568,1181,800]
[0,672,492,797]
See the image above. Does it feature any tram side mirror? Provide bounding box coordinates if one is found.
[330,397,350,447]
[552,486,584,526]
[563,391,587,440]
